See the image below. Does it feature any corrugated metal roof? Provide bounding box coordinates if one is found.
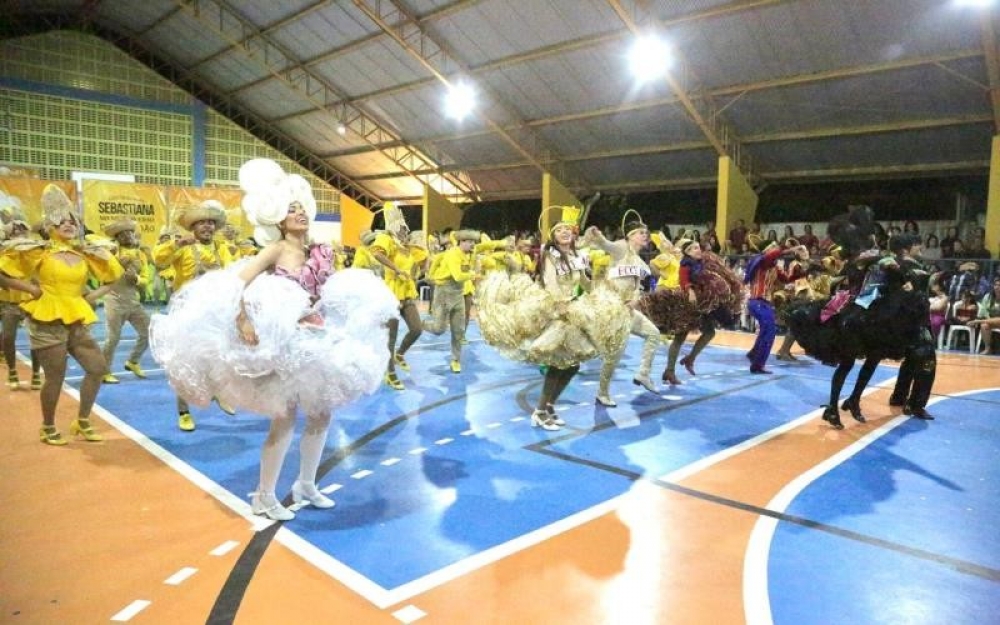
[3,0,996,203]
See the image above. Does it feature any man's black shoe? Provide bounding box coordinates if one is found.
[904,404,934,420]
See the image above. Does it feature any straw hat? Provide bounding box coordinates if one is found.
[454,229,481,243]
[178,200,226,232]
[959,261,979,272]
[40,184,81,230]
[103,219,137,238]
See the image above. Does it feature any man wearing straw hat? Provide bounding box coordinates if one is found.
[153,200,236,431]
[423,229,478,373]
[93,218,152,384]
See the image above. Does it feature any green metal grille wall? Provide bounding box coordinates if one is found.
[0,31,189,105]
[205,111,340,215]
[1,31,340,214]
[0,88,192,183]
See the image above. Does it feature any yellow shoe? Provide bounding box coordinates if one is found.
[384,371,405,390]
[394,353,410,371]
[459,337,469,346]
[124,360,147,379]
[178,412,196,431]
[214,397,236,416]
[7,371,19,390]
[30,373,42,390]
[102,374,120,384]
[39,425,67,446]
[450,359,461,373]
[69,418,104,442]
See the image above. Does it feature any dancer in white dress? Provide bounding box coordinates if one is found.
[150,159,396,520]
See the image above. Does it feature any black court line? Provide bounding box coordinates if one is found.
[530,437,1000,585]
[522,373,782,445]
[206,372,542,624]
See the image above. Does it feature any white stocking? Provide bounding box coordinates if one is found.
[259,415,295,494]
[298,412,332,484]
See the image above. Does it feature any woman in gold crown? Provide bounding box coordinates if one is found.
[0,185,123,445]
[476,204,630,430]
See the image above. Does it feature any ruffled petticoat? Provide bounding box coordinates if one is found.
[150,266,396,416]
[476,272,631,369]
[639,253,742,333]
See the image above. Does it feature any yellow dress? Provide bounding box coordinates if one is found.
[0,243,123,325]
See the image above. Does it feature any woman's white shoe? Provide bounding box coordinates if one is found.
[530,409,561,431]
[250,491,295,521]
[291,480,336,509]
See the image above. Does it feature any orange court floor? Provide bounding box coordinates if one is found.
[1,326,998,625]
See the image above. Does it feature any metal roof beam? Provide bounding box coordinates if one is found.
[189,0,331,72]
[267,0,791,127]
[606,0,759,182]
[350,0,585,191]
[173,0,479,200]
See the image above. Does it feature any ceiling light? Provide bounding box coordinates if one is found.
[629,35,672,84]
[335,121,347,136]
[444,82,476,120]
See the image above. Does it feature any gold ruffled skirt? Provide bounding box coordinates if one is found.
[476,272,631,369]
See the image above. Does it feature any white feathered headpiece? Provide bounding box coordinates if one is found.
[238,158,317,245]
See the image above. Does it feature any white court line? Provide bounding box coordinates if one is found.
[434,438,454,445]
[351,470,373,480]
[660,377,898,483]
[742,388,999,625]
[392,604,427,623]
[110,599,151,622]
[164,566,198,586]
[381,458,402,466]
[60,351,954,613]
[408,447,428,455]
[209,540,240,556]
[320,483,344,494]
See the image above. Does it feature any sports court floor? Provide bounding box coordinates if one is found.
[1,305,998,624]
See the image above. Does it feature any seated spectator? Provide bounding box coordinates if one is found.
[921,233,942,262]
[951,239,968,259]
[951,290,979,327]
[948,262,980,302]
[964,230,991,260]
[903,220,920,236]
[798,224,818,250]
[928,282,948,344]
[729,219,747,252]
[781,225,795,244]
[969,276,1000,354]
[940,226,960,258]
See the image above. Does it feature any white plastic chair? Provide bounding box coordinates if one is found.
[945,302,976,353]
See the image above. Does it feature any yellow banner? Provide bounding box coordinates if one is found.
[0,163,40,178]
[0,177,77,227]
[168,187,249,239]
[82,180,167,249]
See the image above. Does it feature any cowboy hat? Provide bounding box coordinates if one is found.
[454,229,481,243]
[177,200,226,232]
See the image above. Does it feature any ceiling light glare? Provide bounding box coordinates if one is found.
[335,121,347,135]
[445,82,476,120]
[953,0,994,7]
[629,35,672,84]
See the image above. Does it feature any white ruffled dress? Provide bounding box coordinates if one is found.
[150,245,397,416]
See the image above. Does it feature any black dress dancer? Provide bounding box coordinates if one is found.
[787,211,929,429]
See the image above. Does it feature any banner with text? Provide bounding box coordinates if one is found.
[82,179,167,248]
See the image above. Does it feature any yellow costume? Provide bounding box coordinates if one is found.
[153,238,235,291]
[0,242,122,325]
